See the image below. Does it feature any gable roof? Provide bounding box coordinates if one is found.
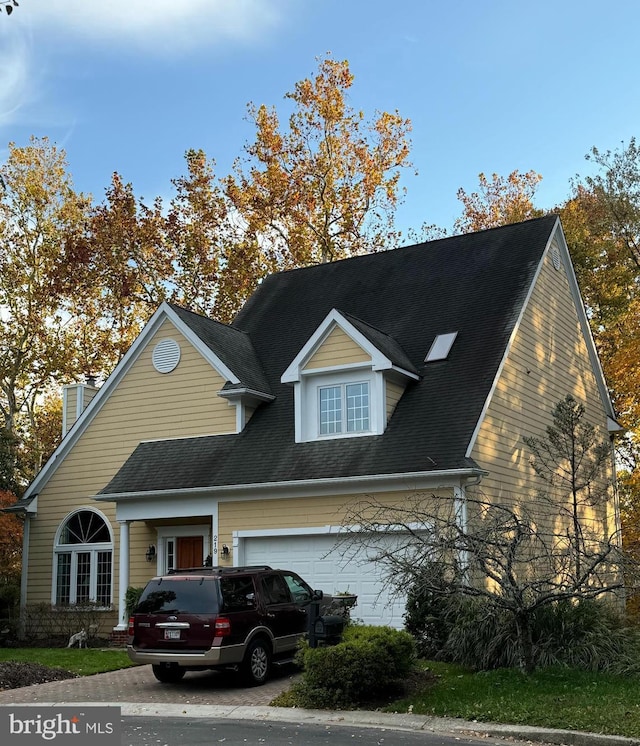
[19,301,271,507]
[281,307,418,383]
[97,215,606,498]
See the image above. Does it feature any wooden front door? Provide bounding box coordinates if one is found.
[176,536,204,569]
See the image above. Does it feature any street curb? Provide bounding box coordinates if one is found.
[9,702,639,746]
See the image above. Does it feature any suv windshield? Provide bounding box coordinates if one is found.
[135,578,219,614]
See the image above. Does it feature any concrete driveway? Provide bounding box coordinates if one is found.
[0,663,299,706]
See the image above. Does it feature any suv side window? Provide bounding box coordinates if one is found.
[282,572,313,605]
[261,574,291,605]
[220,576,256,612]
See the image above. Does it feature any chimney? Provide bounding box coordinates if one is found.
[62,375,100,437]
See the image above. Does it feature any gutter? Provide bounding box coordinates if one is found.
[92,468,487,502]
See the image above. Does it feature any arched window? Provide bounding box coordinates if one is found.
[54,509,113,607]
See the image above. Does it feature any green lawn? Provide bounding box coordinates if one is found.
[4,648,640,739]
[389,661,640,739]
[0,647,135,677]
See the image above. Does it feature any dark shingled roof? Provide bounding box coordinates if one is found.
[168,303,272,396]
[338,311,418,375]
[99,216,558,495]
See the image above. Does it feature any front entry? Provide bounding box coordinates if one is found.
[176,535,204,569]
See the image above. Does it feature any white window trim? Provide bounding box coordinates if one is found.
[296,367,385,443]
[319,380,371,436]
[51,508,114,609]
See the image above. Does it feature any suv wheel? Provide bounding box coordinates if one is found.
[242,638,271,686]
[152,664,185,684]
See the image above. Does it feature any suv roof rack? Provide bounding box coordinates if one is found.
[168,565,273,575]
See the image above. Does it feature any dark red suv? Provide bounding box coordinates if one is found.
[127,565,322,685]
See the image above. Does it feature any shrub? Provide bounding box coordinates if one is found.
[292,625,416,709]
[406,590,640,673]
[125,587,144,618]
[404,562,455,658]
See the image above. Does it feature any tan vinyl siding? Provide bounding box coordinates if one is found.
[470,248,614,515]
[218,488,453,547]
[303,326,371,370]
[63,387,78,435]
[386,380,405,422]
[26,318,237,613]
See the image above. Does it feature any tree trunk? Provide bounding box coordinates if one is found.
[514,612,535,674]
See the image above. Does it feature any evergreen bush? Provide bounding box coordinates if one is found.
[292,625,416,709]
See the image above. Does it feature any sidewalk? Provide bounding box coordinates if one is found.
[0,663,637,746]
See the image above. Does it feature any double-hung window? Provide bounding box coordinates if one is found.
[319,381,370,435]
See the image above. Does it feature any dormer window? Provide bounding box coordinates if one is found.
[320,381,370,436]
[282,309,419,443]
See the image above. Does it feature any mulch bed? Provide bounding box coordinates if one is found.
[0,662,79,690]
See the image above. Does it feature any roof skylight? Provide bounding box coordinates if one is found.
[425,332,458,362]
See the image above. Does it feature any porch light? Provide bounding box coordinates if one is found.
[145,544,156,562]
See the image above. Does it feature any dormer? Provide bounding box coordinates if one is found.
[282,309,419,443]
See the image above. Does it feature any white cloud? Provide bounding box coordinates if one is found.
[24,0,285,53]
[0,24,33,128]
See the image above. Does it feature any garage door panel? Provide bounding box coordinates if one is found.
[243,533,406,628]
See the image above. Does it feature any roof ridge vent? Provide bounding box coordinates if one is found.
[425,332,458,362]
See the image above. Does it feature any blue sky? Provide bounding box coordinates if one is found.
[1,0,638,236]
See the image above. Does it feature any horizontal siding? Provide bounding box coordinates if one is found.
[218,488,454,546]
[27,318,238,609]
[386,380,405,422]
[304,326,371,370]
[471,249,615,530]
[63,387,78,435]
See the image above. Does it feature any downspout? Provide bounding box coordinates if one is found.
[454,473,482,578]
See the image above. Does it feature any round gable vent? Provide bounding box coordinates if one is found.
[551,246,561,270]
[152,339,181,373]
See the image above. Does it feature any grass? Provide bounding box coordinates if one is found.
[4,648,640,738]
[388,661,640,739]
[0,647,135,677]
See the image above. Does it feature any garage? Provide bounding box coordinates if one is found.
[241,532,408,628]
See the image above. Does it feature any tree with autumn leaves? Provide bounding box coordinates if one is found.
[0,57,414,495]
[227,57,412,268]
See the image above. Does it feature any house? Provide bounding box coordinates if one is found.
[8,216,620,638]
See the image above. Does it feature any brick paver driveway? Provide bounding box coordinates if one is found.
[0,664,299,706]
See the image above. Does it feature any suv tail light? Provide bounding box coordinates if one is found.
[214,616,231,636]
[128,616,135,636]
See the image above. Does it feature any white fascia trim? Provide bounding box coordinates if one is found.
[300,361,418,381]
[465,244,541,459]
[23,302,238,500]
[465,218,616,458]
[608,416,624,433]
[235,520,431,540]
[217,388,275,402]
[93,467,485,505]
[552,221,617,422]
[162,304,240,385]
[281,309,393,384]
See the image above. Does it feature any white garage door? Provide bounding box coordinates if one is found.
[242,533,407,628]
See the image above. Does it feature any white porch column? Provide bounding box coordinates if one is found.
[116,520,131,630]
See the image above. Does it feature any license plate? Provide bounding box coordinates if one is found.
[164,629,180,640]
